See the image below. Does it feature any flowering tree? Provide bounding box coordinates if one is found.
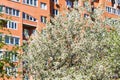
[23,2,120,80]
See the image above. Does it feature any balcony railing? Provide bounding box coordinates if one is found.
[106,6,120,16]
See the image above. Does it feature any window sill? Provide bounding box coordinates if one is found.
[10,0,20,4]
[5,43,20,46]
[40,8,47,10]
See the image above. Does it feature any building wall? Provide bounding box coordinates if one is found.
[92,0,120,18]
[0,0,50,80]
[0,0,71,79]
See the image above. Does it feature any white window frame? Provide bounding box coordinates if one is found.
[106,6,120,16]
[22,0,38,7]
[0,6,5,13]
[23,12,36,22]
[5,7,20,17]
[7,21,18,30]
[53,9,59,16]
[6,66,18,77]
[41,16,46,23]
[5,36,20,45]
[5,51,18,62]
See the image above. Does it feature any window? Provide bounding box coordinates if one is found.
[106,6,112,13]
[5,36,10,44]
[10,37,14,44]
[109,0,120,4]
[15,37,19,45]
[84,14,89,18]
[32,29,36,35]
[66,0,72,8]
[41,16,46,23]
[6,67,12,76]
[23,75,29,80]
[117,0,120,5]
[23,12,36,22]
[23,0,38,6]
[5,51,18,62]
[52,0,59,4]
[7,21,17,30]
[12,9,15,15]
[0,50,18,62]
[106,6,120,15]
[52,9,59,16]
[11,54,17,62]
[40,2,47,10]
[0,51,3,60]
[6,66,17,77]
[5,36,20,45]
[112,8,116,14]
[0,6,3,12]
[5,7,8,13]
[118,9,120,15]
[0,34,2,42]
[5,7,20,17]
[16,10,19,16]
[23,61,29,80]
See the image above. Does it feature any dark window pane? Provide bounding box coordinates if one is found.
[5,36,9,44]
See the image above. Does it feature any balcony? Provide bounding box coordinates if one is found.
[23,24,36,41]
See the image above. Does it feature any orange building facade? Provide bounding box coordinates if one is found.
[91,0,120,18]
[0,0,119,80]
[0,0,75,80]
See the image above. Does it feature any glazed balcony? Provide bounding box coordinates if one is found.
[22,24,36,41]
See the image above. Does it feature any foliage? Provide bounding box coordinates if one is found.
[0,15,19,79]
[0,20,7,28]
[23,2,120,80]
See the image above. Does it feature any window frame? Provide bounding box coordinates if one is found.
[22,0,38,7]
[5,35,20,46]
[52,9,59,16]
[7,21,18,30]
[5,7,20,17]
[22,12,37,22]
[41,16,46,23]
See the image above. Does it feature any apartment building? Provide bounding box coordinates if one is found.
[0,0,50,79]
[0,0,119,80]
[0,0,76,80]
